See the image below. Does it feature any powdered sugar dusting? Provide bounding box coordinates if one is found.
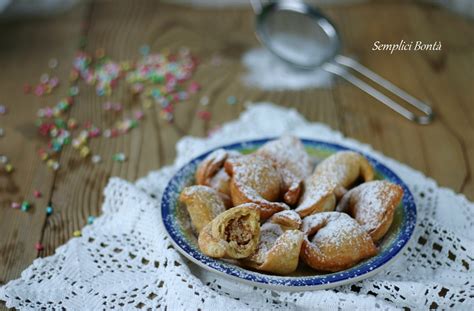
[250,223,283,264]
[348,181,401,232]
[303,212,367,249]
[314,151,367,187]
[296,175,336,212]
[271,210,301,226]
[229,154,281,202]
[181,185,226,218]
[242,48,334,91]
[257,135,313,180]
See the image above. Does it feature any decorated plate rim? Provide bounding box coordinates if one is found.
[161,138,417,290]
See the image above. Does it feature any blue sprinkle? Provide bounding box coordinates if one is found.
[46,206,53,215]
[226,96,237,105]
[140,45,150,56]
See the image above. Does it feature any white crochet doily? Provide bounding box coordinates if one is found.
[1,103,473,310]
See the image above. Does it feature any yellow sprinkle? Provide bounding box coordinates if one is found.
[73,230,82,237]
[143,99,152,109]
[5,163,14,173]
[80,146,90,158]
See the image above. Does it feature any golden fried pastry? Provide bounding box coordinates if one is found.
[269,210,302,230]
[337,180,403,242]
[195,149,240,197]
[245,222,304,275]
[313,151,374,191]
[295,174,338,217]
[179,185,227,233]
[295,151,374,217]
[257,136,313,205]
[225,154,289,220]
[198,204,260,259]
[300,212,378,272]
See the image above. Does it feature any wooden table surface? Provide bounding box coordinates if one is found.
[0,0,473,308]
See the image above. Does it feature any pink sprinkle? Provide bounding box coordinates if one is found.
[34,190,42,198]
[49,77,59,88]
[131,83,144,94]
[35,242,44,251]
[188,81,200,93]
[113,103,122,111]
[11,202,20,209]
[89,128,101,138]
[197,110,211,121]
[34,85,44,96]
[102,102,112,111]
[134,110,144,120]
[44,107,53,118]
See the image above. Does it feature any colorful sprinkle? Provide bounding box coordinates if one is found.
[0,155,8,164]
[40,73,49,84]
[48,58,59,69]
[46,159,60,171]
[46,206,53,215]
[134,110,144,120]
[73,230,82,237]
[199,96,209,106]
[91,155,101,164]
[5,163,14,173]
[196,110,211,121]
[11,202,20,209]
[33,190,42,198]
[0,128,4,137]
[21,201,31,212]
[0,105,6,115]
[79,146,90,158]
[35,242,44,251]
[69,86,79,97]
[87,216,96,224]
[112,153,126,162]
[32,47,201,172]
[226,96,237,105]
[139,45,150,56]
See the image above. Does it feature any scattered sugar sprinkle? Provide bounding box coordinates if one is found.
[113,153,127,162]
[0,105,7,115]
[35,242,44,251]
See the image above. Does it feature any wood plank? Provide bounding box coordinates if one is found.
[0,5,85,288]
[1,1,473,309]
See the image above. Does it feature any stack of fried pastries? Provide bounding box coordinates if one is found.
[179,136,404,275]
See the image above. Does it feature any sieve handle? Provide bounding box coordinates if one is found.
[323,55,434,124]
[250,0,264,14]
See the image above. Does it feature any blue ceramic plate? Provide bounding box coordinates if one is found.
[161,138,417,290]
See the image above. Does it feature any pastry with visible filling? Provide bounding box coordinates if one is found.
[300,212,378,272]
[337,180,403,241]
[198,204,260,259]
